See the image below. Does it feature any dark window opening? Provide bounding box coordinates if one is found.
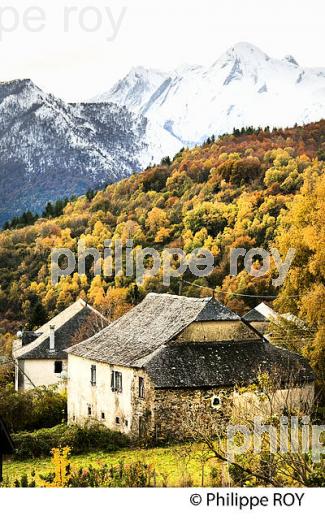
[111,371,122,392]
[101,412,105,420]
[212,396,221,407]
[88,406,92,416]
[90,365,97,386]
[125,419,128,427]
[54,360,63,374]
[139,377,145,398]
[115,417,120,424]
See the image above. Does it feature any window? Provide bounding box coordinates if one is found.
[54,360,63,374]
[115,417,120,424]
[90,365,97,386]
[88,405,92,416]
[111,371,122,392]
[125,419,128,427]
[139,377,145,398]
[211,395,221,408]
[101,412,105,420]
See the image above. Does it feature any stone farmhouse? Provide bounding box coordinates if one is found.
[66,293,314,440]
[13,299,107,391]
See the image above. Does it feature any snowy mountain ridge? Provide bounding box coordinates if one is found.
[93,42,325,147]
[0,78,181,224]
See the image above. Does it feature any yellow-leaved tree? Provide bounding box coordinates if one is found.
[274,162,325,393]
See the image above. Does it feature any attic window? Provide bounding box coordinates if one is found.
[111,371,122,392]
[101,412,105,420]
[88,405,92,416]
[115,417,120,424]
[54,361,63,374]
[211,396,222,408]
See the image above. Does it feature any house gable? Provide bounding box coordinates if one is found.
[14,299,107,361]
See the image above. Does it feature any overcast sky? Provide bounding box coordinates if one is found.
[0,0,324,101]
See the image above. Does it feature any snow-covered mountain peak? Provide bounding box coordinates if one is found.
[212,42,272,86]
[0,78,41,98]
[225,41,269,59]
[92,42,325,150]
[92,66,167,112]
[0,78,175,224]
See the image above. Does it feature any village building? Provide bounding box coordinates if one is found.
[242,302,279,334]
[242,303,307,341]
[13,299,107,391]
[66,293,314,440]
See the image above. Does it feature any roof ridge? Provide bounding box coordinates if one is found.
[66,293,242,365]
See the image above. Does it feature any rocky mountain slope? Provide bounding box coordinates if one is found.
[0,79,181,224]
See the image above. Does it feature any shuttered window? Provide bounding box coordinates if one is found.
[111,371,122,392]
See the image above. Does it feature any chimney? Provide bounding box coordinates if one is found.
[49,325,55,352]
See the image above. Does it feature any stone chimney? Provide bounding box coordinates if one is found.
[49,325,55,352]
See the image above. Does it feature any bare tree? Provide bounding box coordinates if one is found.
[69,314,109,347]
[165,371,323,487]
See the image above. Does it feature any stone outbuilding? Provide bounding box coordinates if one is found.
[13,299,107,391]
[66,293,314,440]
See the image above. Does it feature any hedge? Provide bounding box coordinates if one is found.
[12,423,130,460]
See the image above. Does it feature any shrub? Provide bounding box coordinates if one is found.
[0,384,67,432]
[67,461,156,487]
[12,423,129,460]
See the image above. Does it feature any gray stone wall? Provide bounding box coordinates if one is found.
[153,387,233,441]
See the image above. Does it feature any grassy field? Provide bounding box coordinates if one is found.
[3,444,223,487]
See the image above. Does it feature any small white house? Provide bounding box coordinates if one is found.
[13,299,107,391]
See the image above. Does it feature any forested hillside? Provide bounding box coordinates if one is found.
[0,121,324,384]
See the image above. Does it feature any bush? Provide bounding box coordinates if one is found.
[0,384,67,432]
[12,423,129,460]
[68,461,155,487]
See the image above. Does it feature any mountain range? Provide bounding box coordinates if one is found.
[93,42,325,147]
[0,79,180,224]
[1,42,325,224]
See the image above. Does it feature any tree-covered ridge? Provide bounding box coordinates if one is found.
[0,122,324,383]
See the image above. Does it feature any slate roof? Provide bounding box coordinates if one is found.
[15,299,107,360]
[66,293,241,366]
[242,308,267,322]
[144,340,315,388]
[242,302,279,322]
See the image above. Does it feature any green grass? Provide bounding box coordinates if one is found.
[3,444,221,487]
